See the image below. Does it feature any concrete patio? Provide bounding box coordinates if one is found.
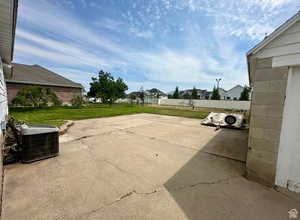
[2,114,299,220]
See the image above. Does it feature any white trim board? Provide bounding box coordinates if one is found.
[273,54,300,68]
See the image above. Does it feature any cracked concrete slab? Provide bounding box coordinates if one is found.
[2,114,300,220]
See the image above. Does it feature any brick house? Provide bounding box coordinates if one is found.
[5,63,83,104]
[246,11,300,194]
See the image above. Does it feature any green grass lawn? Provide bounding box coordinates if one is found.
[9,104,212,127]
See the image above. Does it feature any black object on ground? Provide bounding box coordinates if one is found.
[20,124,59,163]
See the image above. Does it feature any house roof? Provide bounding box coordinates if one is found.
[146,88,167,96]
[180,89,208,96]
[226,85,243,92]
[129,88,167,97]
[0,0,18,64]
[6,63,83,89]
[247,12,300,56]
[247,11,300,85]
[218,88,227,93]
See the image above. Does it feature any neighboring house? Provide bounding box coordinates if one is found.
[178,86,246,100]
[225,85,244,100]
[246,12,300,193]
[0,0,18,208]
[5,63,84,104]
[180,89,209,99]
[129,88,167,104]
[208,88,227,100]
[145,88,167,98]
[218,88,227,100]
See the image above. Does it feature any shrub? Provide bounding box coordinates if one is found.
[71,95,85,107]
[11,86,62,107]
[239,86,251,101]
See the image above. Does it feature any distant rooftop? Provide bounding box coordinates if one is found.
[6,63,83,89]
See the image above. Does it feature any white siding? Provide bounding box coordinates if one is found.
[266,31,300,48]
[276,67,300,192]
[257,20,300,59]
[0,58,8,124]
[218,89,226,100]
[285,20,300,34]
[273,54,300,68]
[225,86,243,100]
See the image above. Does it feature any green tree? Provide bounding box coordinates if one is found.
[173,86,180,99]
[239,86,251,101]
[183,93,191,99]
[71,95,86,107]
[191,87,198,99]
[12,86,61,107]
[139,87,145,105]
[88,70,128,105]
[211,86,221,100]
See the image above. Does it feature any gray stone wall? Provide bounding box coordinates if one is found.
[247,57,288,186]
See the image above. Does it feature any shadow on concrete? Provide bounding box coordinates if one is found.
[201,128,248,162]
[164,128,249,220]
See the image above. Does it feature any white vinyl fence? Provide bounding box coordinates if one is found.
[116,96,168,105]
[159,99,250,110]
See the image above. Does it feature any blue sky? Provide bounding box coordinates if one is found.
[14,0,298,92]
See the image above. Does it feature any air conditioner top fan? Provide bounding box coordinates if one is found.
[224,115,237,125]
[201,112,244,128]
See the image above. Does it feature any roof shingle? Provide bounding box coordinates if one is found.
[6,63,83,88]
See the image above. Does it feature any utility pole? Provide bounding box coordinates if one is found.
[216,78,221,89]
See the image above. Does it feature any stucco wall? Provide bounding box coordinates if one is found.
[247,57,288,186]
[6,83,82,104]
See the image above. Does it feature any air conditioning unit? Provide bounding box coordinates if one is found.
[20,124,59,163]
[201,112,244,129]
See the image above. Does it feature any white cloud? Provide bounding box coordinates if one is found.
[14,42,81,66]
[50,67,94,89]
[125,80,173,93]
[18,1,126,55]
[176,0,296,40]
[246,23,275,40]
[245,0,293,9]
[129,27,154,39]
[16,29,110,68]
[17,0,287,91]
[133,50,209,83]
[93,18,123,31]
[79,0,87,8]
